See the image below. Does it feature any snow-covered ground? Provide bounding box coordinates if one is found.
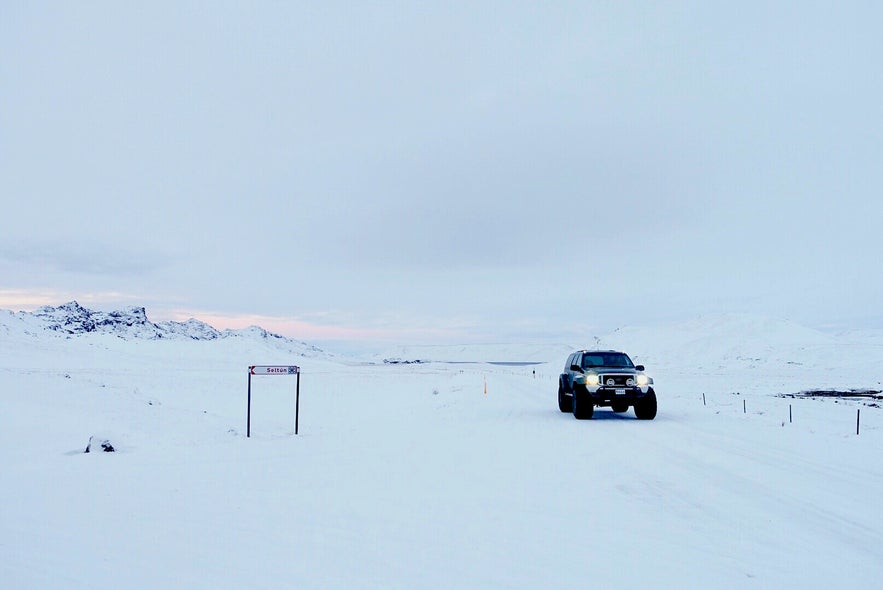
[1,305,882,588]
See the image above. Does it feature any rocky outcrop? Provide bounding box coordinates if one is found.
[13,301,328,357]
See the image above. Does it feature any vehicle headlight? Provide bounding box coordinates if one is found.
[586,373,600,386]
[636,374,649,386]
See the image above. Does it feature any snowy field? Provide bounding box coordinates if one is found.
[2,308,882,589]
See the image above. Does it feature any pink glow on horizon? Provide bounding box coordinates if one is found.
[0,291,465,342]
[160,309,464,342]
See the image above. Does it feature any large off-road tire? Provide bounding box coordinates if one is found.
[611,401,629,413]
[572,386,594,420]
[634,389,658,420]
[558,382,572,413]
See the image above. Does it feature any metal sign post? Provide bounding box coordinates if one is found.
[247,365,301,437]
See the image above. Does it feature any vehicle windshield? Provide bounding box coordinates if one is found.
[582,353,634,369]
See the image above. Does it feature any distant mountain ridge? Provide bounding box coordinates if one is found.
[2,301,328,356]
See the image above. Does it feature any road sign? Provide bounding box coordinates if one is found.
[247,365,301,437]
[249,365,300,375]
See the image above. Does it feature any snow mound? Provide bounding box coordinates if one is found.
[598,313,839,369]
[157,318,221,340]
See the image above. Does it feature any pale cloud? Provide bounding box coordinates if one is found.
[0,289,143,311]
[0,239,170,276]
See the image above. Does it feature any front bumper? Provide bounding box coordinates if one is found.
[585,386,650,405]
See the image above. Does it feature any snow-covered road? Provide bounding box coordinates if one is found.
[2,313,882,588]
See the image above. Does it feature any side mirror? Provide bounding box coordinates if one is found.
[635,365,645,371]
[570,364,583,372]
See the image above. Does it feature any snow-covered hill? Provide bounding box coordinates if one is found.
[380,314,882,394]
[597,314,882,395]
[1,304,882,588]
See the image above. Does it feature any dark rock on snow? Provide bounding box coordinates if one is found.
[84,436,115,453]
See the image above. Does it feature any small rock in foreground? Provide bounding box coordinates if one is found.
[84,436,115,453]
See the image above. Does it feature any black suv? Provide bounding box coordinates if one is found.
[558,350,657,420]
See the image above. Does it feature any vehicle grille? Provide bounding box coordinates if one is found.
[600,374,633,387]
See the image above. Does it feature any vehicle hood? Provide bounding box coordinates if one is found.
[587,366,639,374]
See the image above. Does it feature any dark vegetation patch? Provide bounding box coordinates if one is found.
[780,389,883,408]
[383,358,428,365]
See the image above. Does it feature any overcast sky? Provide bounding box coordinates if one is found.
[2,2,881,346]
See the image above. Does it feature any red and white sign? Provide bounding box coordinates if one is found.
[249,365,300,375]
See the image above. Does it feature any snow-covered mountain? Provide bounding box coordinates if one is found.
[0,301,328,357]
